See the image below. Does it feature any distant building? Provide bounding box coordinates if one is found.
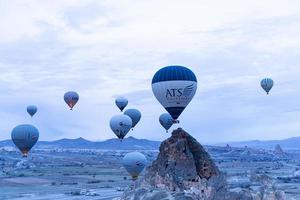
[225,144,232,151]
[242,146,251,155]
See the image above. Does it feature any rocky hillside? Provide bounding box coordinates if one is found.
[118,128,286,200]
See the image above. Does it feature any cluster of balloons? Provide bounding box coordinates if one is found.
[12,105,39,157]
[153,66,274,132]
[11,91,81,157]
[110,97,142,140]
[120,66,199,179]
[113,98,145,179]
[10,65,274,179]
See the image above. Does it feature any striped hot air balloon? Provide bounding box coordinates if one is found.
[261,78,274,95]
[152,65,197,122]
[64,91,79,110]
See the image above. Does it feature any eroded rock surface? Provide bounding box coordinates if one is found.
[119,128,225,200]
[118,128,286,200]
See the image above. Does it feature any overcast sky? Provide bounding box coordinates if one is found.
[0,0,299,143]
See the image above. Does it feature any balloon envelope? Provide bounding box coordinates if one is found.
[27,105,37,117]
[64,91,79,110]
[159,113,173,132]
[11,124,39,157]
[261,78,274,94]
[124,109,141,129]
[152,65,197,120]
[123,152,147,180]
[110,114,132,140]
[115,97,128,112]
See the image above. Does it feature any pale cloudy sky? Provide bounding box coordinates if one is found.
[0,0,299,143]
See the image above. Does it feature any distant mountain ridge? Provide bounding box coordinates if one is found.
[218,137,300,150]
[0,136,161,150]
[1,136,299,150]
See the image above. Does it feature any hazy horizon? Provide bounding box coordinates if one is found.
[1,0,299,143]
[1,129,299,144]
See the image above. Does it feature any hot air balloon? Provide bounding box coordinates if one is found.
[110,114,132,140]
[11,124,39,157]
[159,113,173,132]
[124,109,141,130]
[261,78,274,95]
[152,65,197,122]
[64,91,79,110]
[27,105,37,117]
[123,152,147,180]
[115,97,128,112]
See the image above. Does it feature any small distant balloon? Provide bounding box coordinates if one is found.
[110,114,132,140]
[152,65,197,122]
[27,105,37,117]
[64,91,79,110]
[124,109,141,130]
[123,152,147,180]
[261,78,274,95]
[115,97,128,112]
[11,124,39,157]
[159,113,173,132]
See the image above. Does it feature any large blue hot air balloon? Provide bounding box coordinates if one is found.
[261,78,274,95]
[11,124,39,157]
[123,152,147,180]
[159,113,173,132]
[124,109,141,130]
[115,97,128,112]
[27,105,37,117]
[152,65,197,121]
[64,91,79,110]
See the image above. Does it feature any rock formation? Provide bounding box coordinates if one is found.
[274,144,284,155]
[118,128,247,200]
[225,144,232,152]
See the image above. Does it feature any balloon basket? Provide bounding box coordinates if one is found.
[172,119,180,124]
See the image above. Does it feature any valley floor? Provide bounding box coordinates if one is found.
[0,147,299,200]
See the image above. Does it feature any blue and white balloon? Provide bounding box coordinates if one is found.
[27,105,37,117]
[123,152,147,180]
[261,78,274,95]
[159,113,173,132]
[152,65,197,121]
[110,114,132,140]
